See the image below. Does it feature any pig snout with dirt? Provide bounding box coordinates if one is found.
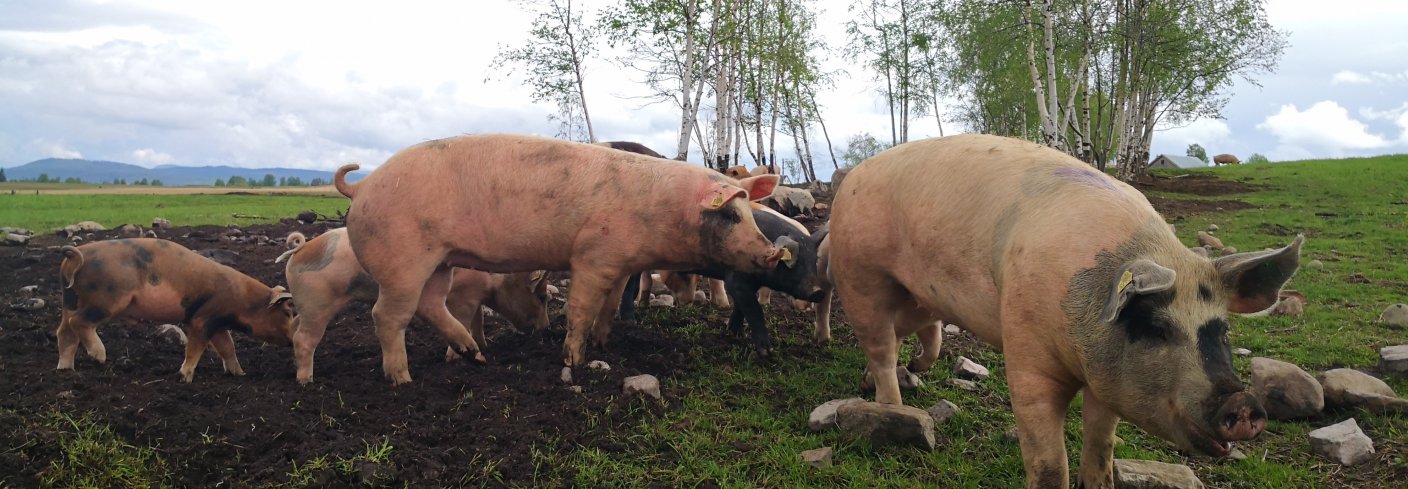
[278,228,550,385]
[56,238,295,382]
[829,134,1302,487]
[336,134,783,384]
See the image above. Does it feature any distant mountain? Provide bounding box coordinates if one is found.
[5,158,368,186]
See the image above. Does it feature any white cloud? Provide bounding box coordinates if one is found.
[130,148,174,165]
[1257,101,1390,152]
[1330,70,1408,86]
[1331,70,1373,85]
[1156,118,1232,150]
[34,139,82,158]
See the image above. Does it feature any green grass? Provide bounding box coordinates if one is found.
[0,193,349,231]
[32,410,174,488]
[537,156,1408,488]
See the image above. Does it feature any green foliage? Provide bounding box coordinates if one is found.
[1248,153,1270,163]
[840,132,888,167]
[214,178,225,187]
[1186,143,1208,162]
[38,411,172,488]
[260,174,277,187]
[492,0,599,141]
[309,177,327,186]
[227,175,248,187]
[0,167,7,182]
[150,179,163,186]
[37,173,51,183]
[63,177,83,184]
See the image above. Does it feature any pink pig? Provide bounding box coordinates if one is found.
[335,134,784,384]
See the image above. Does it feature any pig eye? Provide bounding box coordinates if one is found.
[1116,291,1175,343]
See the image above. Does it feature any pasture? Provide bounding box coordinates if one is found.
[1,156,1406,487]
[0,184,348,232]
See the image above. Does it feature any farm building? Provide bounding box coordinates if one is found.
[1148,154,1207,169]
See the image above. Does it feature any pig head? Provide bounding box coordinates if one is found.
[829,134,1302,488]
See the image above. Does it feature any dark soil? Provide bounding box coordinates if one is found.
[0,173,1255,487]
[1133,172,1264,196]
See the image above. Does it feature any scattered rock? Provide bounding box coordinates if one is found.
[1228,448,1247,461]
[649,274,668,294]
[119,224,142,237]
[545,284,559,296]
[1207,224,1219,232]
[19,285,38,295]
[896,366,923,389]
[814,202,830,211]
[1379,304,1408,329]
[835,401,936,450]
[0,226,33,236]
[3,233,30,246]
[9,298,45,311]
[1269,294,1304,317]
[76,221,106,232]
[196,249,240,266]
[1347,273,1371,284]
[568,385,583,394]
[623,374,662,400]
[1113,459,1206,489]
[296,211,318,224]
[926,400,959,424]
[56,390,75,400]
[557,279,571,287]
[1196,231,1224,249]
[1250,357,1324,419]
[156,324,188,345]
[1221,246,1238,255]
[694,290,708,303]
[152,217,171,229]
[1318,368,1407,413]
[1307,259,1324,270]
[586,360,611,371]
[144,230,158,238]
[764,186,817,217]
[1233,348,1252,356]
[1189,246,1210,258]
[1308,418,1375,466]
[954,356,990,380]
[1379,345,1408,375]
[1003,427,1020,443]
[946,378,979,392]
[809,398,865,431]
[559,367,573,385]
[799,447,833,469]
[649,294,675,308]
[69,235,83,244]
[943,323,962,336]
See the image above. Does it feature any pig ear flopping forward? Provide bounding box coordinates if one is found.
[736,174,780,201]
[1099,259,1177,323]
[1216,234,1304,314]
[269,285,294,308]
[700,183,749,211]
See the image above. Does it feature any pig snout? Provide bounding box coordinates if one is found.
[1211,392,1267,441]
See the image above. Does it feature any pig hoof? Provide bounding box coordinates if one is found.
[385,370,413,385]
[471,352,487,364]
[905,359,931,374]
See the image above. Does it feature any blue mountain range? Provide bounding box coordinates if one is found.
[4,158,367,186]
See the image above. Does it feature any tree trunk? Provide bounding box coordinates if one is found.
[811,93,840,170]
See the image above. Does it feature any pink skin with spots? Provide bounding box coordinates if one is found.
[336,134,784,384]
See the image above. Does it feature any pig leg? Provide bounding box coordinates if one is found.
[416,266,484,363]
[725,278,773,356]
[445,300,486,362]
[590,277,630,347]
[291,298,347,385]
[1077,388,1120,489]
[636,272,653,306]
[178,323,213,383]
[812,287,833,344]
[55,312,84,370]
[366,253,445,384]
[1008,368,1079,489]
[73,320,107,364]
[665,272,696,305]
[757,288,772,304]
[562,269,621,366]
[208,330,246,376]
[905,320,943,373]
[708,279,730,308]
[616,272,643,322]
[839,273,908,403]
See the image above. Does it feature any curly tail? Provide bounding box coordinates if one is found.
[60,246,84,289]
[274,232,307,264]
[333,163,360,199]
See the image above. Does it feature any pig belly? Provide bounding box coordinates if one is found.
[117,286,188,324]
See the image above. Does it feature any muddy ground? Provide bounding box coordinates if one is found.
[0,176,1250,487]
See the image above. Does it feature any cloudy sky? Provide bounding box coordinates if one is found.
[1,0,1405,180]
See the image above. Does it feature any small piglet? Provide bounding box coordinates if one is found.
[57,238,295,382]
[278,229,550,385]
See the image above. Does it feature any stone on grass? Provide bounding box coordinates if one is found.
[545,284,559,296]
[1269,294,1304,317]
[1308,418,1375,466]
[835,401,936,450]
[1196,231,1224,249]
[1233,348,1251,356]
[196,248,240,266]
[694,290,708,303]
[926,400,959,424]
[943,323,962,336]
[568,385,583,394]
[896,366,924,389]
[1306,259,1324,270]
[649,294,675,308]
[9,298,44,311]
[586,360,611,371]
[1207,224,1219,232]
[955,356,990,380]
[809,398,864,431]
[3,233,29,246]
[152,217,171,229]
[156,324,188,345]
[1318,368,1408,414]
[19,285,38,295]
[119,224,141,237]
[1113,459,1205,489]
[559,367,573,384]
[799,447,833,469]
[1003,427,1020,443]
[946,378,979,392]
[623,374,662,400]
[1250,357,1324,419]
[1379,304,1408,329]
[1379,345,1408,375]
[1227,448,1247,461]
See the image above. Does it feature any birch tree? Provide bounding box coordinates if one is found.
[491,0,600,142]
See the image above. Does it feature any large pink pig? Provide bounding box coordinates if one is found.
[335,134,784,384]
[830,134,1301,487]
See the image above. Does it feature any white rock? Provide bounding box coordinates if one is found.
[1307,259,1324,270]
[9,298,45,311]
[896,366,924,389]
[1221,246,1238,255]
[568,385,583,394]
[1196,231,1224,249]
[1308,418,1375,466]
[75,221,106,232]
[3,233,29,246]
[560,367,573,384]
[926,400,959,424]
[836,401,936,450]
[1233,348,1252,356]
[546,284,559,296]
[809,397,864,431]
[586,360,611,371]
[649,294,675,308]
[156,324,188,345]
[943,323,962,336]
[693,290,708,303]
[623,374,662,400]
[1379,345,1408,375]
[1318,368,1407,414]
[649,274,668,294]
[1113,459,1206,489]
[1207,224,1219,232]
[955,356,990,380]
[1189,247,1210,258]
[946,378,979,392]
[1250,357,1324,419]
[119,224,142,237]
[799,447,833,469]
[1379,304,1408,329]
[152,217,171,229]
[19,285,38,295]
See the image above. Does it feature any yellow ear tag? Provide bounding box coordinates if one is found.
[710,195,725,208]
[1117,270,1134,294]
[781,248,793,262]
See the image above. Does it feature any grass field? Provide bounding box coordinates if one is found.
[0,185,349,231]
[9,156,1408,487]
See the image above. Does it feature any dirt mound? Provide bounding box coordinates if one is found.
[1134,173,1263,196]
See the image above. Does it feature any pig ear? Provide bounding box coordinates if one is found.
[700,183,748,211]
[531,271,549,294]
[735,174,780,201]
[774,235,801,268]
[1099,259,1177,323]
[269,285,293,307]
[1215,235,1303,314]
